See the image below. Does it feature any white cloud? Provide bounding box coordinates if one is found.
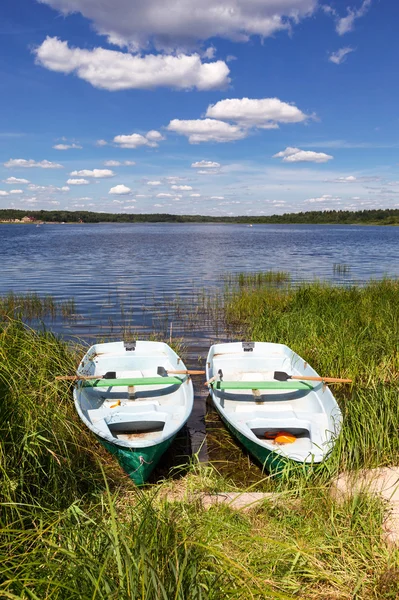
[167,118,246,144]
[171,184,192,191]
[305,194,341,203]
[211,196,224,199]
[147,180,162,186]
[70,168,114,178]
[9,189,23,194]
[4,158,63,169]
[335,0,371,35]
[37,0,317,51]
[334,175,357,183]
[113,130,164,149]
[109,184,131,195]
[0,190,9,196]
[104,160,136,166]
[66,178,90,185]
[156,193,173,198]
[329,47,354,65]
[146,130,164,142]
[191,160,220,168]
[61,186,70,191]
[3,177,30,184]
[34,37,230,91]
[273,147,333,163]
[206,97,310,128]
[53,143,82,150]
[190,193,201,197]
[96,139,108,146]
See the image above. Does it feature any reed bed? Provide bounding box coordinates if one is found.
[0,292,76,320]
[2,278,399,598]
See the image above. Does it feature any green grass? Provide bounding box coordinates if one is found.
[2,278,399,598]
[0,292,76,320]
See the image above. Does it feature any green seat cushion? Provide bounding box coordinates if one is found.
[213,380,313,390]
[82,376,183,388]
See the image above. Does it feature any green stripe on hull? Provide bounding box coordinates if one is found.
[97,436,174,485]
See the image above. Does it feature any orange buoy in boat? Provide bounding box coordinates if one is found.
[274,432,296,445]
[264,431,277,440]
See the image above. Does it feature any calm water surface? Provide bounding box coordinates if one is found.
[2,222,399,464]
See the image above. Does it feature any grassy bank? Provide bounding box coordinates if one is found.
[2,279,399,598]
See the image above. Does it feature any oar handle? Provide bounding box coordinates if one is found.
[167,370,205,375]
[291,375,352,383]
[204,375,218,387]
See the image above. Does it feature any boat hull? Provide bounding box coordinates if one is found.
[98,436,175,485]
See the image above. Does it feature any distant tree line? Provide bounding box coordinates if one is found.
[1,208,399,225]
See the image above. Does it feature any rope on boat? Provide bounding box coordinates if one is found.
[130,455,153,474]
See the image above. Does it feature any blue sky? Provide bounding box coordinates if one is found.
[0,0,398,216]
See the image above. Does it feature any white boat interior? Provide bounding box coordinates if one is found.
[206,342,342,463]
[74,341,194,449]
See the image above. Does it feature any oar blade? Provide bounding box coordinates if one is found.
[273,371,290,382]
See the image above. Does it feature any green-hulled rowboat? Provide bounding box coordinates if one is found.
[206,342,342,473]
[73,340,194,484]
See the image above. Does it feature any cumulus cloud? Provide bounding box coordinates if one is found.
[96,139,108,146]
[156,193,173,198]
[206,97,310,128]
[4,158,63,169]
[191,160,220,168]
[0,190,9,196]
[190,193,201,197]
[37,0,317,51]
[34,37,230,91]
[273,147,333,163]
[66,178,90,185]
[171,184,192,191]
[147,181,162,186]
[9,189,24,194]
[109,184,131,195]
[329,47,354,65]
[211,196,224,199]
[53,142,82,150]
[113,130,165,149]
[167,118,246,144]
[70,168,114,178]
[3,177,30,184]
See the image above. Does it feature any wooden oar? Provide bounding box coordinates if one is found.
[273,371,352,384]
[56,371,116,382]
[157,366,205,376]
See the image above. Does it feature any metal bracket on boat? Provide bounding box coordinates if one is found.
[124,341,136,351]
[242,342,255,352]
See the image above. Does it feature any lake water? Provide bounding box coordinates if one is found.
[2,222,399,467]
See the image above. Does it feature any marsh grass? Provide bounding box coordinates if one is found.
[0,292,76,320]
[224,270,291,288]
[3,277,399,598]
